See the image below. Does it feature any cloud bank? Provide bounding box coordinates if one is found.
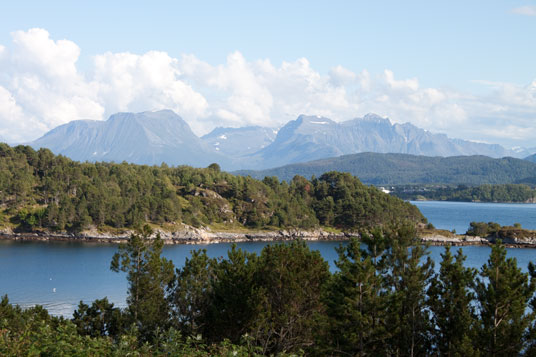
[0,28,535,148]
[512,6,536,16]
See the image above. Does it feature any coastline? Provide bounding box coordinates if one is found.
[1,226,536,248]
[0,226,352,245]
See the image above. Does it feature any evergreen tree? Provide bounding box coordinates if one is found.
[523,262,536,356]
[203,245,257,344]
[110,225,175,342]
[384,224,434,356]
[474,241,536,355]
[323,236,389,356]
[251,240,330,355]
[168,249,215,338]
[427,246,479,356]
[72,297,126,339]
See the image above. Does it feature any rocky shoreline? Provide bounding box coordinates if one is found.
[0,226,352,245]
[1,225,536,248]
[417,234,536,248]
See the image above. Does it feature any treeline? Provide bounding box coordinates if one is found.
[393,183,536,203]
[237,152,536,185]
[0,143,423,232]
[466,221,536,241]
[2,225,536,355]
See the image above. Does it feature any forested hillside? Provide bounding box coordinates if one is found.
[393,183,536,202]
[0,144,423,233]
[236,152,536,185]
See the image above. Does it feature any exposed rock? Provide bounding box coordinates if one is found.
[2,226,535,248]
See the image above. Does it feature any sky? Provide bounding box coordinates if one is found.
[0,0,535,148]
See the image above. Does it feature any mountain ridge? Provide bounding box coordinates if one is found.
[30,110,228,168]
[242,114,517,170]
[29,109,531,171]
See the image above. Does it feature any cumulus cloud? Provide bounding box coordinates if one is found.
[92,50,208,119]
[0,85,48,142]
[0,28,209,143]
[0,28,535,148]
[512,6,536,16]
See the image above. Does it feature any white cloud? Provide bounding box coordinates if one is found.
[0,28,535,148]
[329,65,357,86]
[92,50,208,119]
[512,6,536,16]
[383,69,419,92]
[0,85,47,143]
[0,28,208,142]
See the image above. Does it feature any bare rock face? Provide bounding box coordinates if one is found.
[201,126,277,157]
[30,110,229,168]
[244,114,516,170]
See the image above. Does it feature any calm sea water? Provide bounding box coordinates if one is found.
[412,201,536,234]
[1,201,536,317]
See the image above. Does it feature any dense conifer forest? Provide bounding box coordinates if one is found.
[0,144,423,233]
[392,183,536,203]
[2,225,536,355]
[236,152,536,185]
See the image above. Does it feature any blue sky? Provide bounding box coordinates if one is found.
[0,0,535,148]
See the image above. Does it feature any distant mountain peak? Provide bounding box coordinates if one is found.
[30,110,227,168]
[362,113,391,124]
[296,114,335,124]
[201,125,277,158]
[246,113,517,170]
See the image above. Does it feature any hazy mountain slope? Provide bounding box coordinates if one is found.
[30,110,227,168]
[29,110,521,171]
[235,152,536,185]
[526,153,536,163]
[242,114,515,170]
[201,126,277,157]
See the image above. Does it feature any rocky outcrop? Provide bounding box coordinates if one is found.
[420,232,536,248]
[2,226,536,248]
[419,234,489,246]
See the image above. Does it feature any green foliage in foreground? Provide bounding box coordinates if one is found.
[0,143,423,232]
[3,225,536,355]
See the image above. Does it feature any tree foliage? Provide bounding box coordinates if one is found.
[0,144,424,233]
[3,225,536,355]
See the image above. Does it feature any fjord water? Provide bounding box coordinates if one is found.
[2,201,536,317]
[0,240,340,317]
[412,201,536,233]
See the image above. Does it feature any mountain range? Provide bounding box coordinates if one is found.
[28,110,536,171]
[241,114,523,169]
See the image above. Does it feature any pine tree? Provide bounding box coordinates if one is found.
[168,249,215,337]
[427,246,479,356]
[251,240,330,355]
[523,262,536,356]
[323,236,389,356]
[474,241,536,355]
[203,245,257,344]
[110,225,175,342]
[384,224,434,356]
